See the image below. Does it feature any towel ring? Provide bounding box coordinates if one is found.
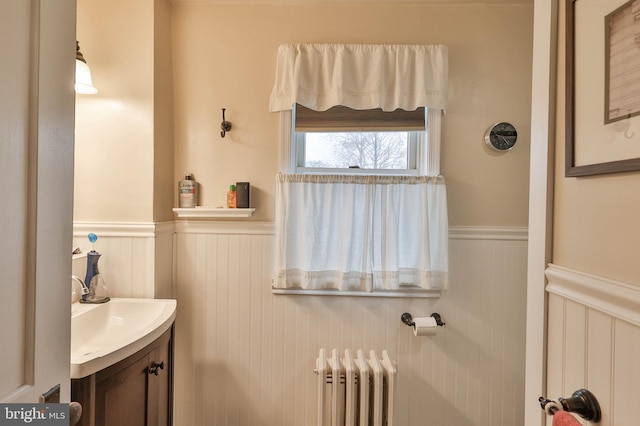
[539,389,601,422]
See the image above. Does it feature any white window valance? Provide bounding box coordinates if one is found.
[269,44,448,112]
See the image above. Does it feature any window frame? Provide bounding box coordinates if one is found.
[280,108,442,177]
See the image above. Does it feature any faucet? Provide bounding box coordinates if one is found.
[72,274,110,304]
[71,275,89,303]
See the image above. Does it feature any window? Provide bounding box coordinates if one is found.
[281,106,442,177]
[269,43,449,296]
[274,106,448,296]
[293,104,422,175]
[301,131,416,172]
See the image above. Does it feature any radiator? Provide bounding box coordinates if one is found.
[315,348,397,426]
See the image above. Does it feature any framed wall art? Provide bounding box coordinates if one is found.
[566,0,640,177]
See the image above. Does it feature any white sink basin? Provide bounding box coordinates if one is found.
[70,298,177,379]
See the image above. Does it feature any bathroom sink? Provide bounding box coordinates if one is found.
[70,298,177,379]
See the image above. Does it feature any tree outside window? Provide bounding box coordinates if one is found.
[305,132,409,170]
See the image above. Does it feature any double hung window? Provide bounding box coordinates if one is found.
[269,44,449,296]
[293,104,424,175]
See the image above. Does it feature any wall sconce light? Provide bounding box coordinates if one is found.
[75,41,97,94]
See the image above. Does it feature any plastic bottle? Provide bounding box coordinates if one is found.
[81,233,109,303]
[179,173,198,208]
[82,250,109,303]
[227,185,237,208]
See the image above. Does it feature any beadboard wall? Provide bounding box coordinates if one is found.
[72,222,174,299]
[72,221,528,426]
[173,222,527,426]
[545,265,640,426]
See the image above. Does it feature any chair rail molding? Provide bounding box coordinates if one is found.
[73,221,175,238]
[449,226,528,241]
[545,264,640,327]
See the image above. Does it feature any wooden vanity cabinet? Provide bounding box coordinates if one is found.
[72,326,174,426]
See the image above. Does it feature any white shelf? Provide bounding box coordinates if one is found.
[172,207,255,218]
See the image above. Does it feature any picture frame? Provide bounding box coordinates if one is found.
[565,0,640,177]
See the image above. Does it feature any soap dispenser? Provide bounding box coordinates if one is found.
[81,233,110,304]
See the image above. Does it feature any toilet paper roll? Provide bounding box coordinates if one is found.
[413,316,438,336]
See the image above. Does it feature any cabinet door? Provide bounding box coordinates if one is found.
[95,355,150,426]
[72,327,173,426]
[148,330,173,426]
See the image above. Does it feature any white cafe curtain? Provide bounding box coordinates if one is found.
[273,174,449,292]
[269,44,448,112]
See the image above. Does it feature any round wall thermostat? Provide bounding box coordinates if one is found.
[484,122,517,152]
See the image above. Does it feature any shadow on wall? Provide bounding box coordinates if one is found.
[193,361,478,426]
[195,361,271,425]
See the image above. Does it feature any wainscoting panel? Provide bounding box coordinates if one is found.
[545,264,640,426]
[173,224,528,426]
[72,222,174,298]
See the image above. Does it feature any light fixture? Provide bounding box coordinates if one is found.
[75,41,97,94]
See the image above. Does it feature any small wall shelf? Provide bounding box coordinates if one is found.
[172,207,255,219]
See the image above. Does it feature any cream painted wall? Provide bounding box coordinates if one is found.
[75,0,174,222]
[154,0,176,222]
[172,3,533,226]
[70,3,534,424]
[75,2,532,226]
[552,1,640,287]
[527,2,640,425]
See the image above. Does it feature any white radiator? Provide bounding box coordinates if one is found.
[315,348,397,426]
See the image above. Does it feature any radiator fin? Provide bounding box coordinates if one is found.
[315,348,397,426]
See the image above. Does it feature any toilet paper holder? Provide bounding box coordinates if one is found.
[401,312,445,328]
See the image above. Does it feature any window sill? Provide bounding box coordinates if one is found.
[271,288,441,298]
[172,207,255,219]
